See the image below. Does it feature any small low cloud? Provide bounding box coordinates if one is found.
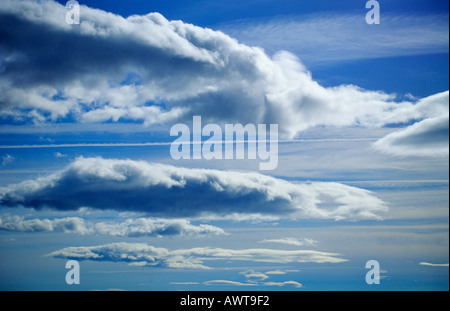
[54,152,67,158]
[263,281,302,288]
[240,270,270,282]
[0,214,89,234]
[203,279,302,288]
[209,269,302,288]
[1,154,14,166]
[203,280,257,287]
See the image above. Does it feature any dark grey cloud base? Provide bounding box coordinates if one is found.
[0,157,387,220]
[1,0,447,148]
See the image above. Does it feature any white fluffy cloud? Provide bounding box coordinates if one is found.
[47,242,347,269]
[374,115,449,157]
[0,157,388,220]
[0,0,447,141]
[373,91,449,157]
[0,214,225,237]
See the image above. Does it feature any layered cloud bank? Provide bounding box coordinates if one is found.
[0,157,387,220]
[0,0,448,145]
[46,242,347,269]
[0,214,225,237]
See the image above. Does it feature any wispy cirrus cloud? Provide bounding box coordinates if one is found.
[0,157,388,220]
[218,12,449,64]
[46,242,347,269]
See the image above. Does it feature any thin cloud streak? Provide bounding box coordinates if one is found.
[0,138,378,149]
[419,262,449,267]
[218,12,449,64]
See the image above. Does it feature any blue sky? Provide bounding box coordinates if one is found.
[0,0,448,291]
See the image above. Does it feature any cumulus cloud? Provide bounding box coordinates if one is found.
[374,115,449,157]
[46,242,347,269]
[0,157,388,220]
[373,91,449,157]
[259,237,318,247]
[0,0,447,140]
[0,214,225,237]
